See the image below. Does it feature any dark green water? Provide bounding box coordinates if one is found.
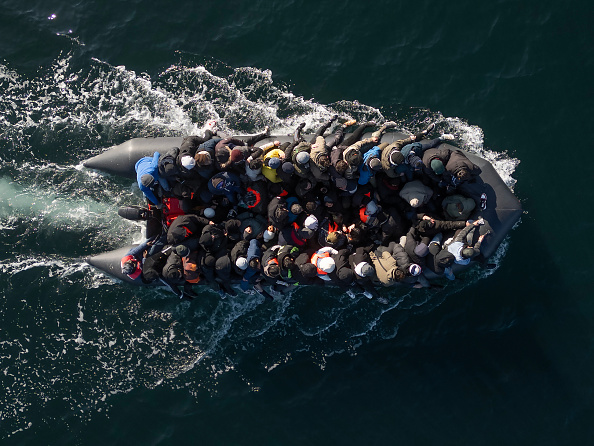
[1,0,593,444]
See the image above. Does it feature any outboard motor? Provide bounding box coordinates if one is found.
[118,205,151,221]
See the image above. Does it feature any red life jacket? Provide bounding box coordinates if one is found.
[289,222,306,246]
[359,206,369,223]
[310,251,331,275]
[162,197,185,226]
[246,186,261,209]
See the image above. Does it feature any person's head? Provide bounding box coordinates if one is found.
[230,149,243,163]
[430,159,445,175]
[274,206,289,222]
[304,214,318,230]
[295,151,310,165]
[121,259,137,275]
[282,256,294,269]
[456,168,470,181]
[266,157,281,169]
[235,257,248,271]
[368,157,382,171]
[305,201,317,214]
[181,155,196,170]
[394,268,406,282]
[300,263,317,278]
[194,151,212,167]
[175,245,190,257]
[318,256,335,274]
[140,174,155,188]
[389,150,405,166]
[248,158,263,170]
[318,154,331,168]
[326,232,339,246]
[348,227,362,243]
[461,246,475,259]
[249,257,261,269]
[344,149,362,167]
[266,263,280,278]
[281,162,295,174]
[335,160,348,176]
[290,203,303,216]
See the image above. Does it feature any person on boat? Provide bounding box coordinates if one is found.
[207,171,243,205]
[135,151,170,207]
[445,220,489,265]
[120,238,154,281]
[310,246,338,281]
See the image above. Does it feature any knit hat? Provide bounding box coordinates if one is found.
[203,207,215,218]
[230,149,243,163]
[290,203,303,215]
[368,157,382,171]
[263,229,275,242]
[409,198,421,208]
[140,174,154,187]
[389,150,405,166]
[430,159,445,175]
[318,256,336,273]
[267,157,281,169]
[194,151,212,166]
[414,243,429,257]
[296,151,310,164]
[304,215,318,230]
[181,155,196,170]
[175,245,190,257]
[235,257,248,270]
[281,162,295,174]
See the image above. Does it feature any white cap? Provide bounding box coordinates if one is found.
[409,264,422,276]
[263,229,275,242]
[409,198,420,208]
[235,257,248,270]
[204,207,215,218]
[181,155,196,169]
[304,214,318,230]
[318,257,336,273]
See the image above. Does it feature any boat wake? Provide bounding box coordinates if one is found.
[0,46,520,436]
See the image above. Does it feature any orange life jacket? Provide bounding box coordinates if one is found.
[310,251,331,275]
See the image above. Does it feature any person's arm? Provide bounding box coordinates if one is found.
[453,223,476,243]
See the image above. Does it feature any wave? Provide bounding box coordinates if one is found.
[0,49,520,434]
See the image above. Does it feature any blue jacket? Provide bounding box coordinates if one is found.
[241,239,262,290]
[135,152,170,205]
[208,171,242,204]
[358,146,382,185]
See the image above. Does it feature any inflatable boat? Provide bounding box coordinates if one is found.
[83,131,522,288]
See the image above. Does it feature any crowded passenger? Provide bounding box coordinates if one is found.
[124,118,492,301]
